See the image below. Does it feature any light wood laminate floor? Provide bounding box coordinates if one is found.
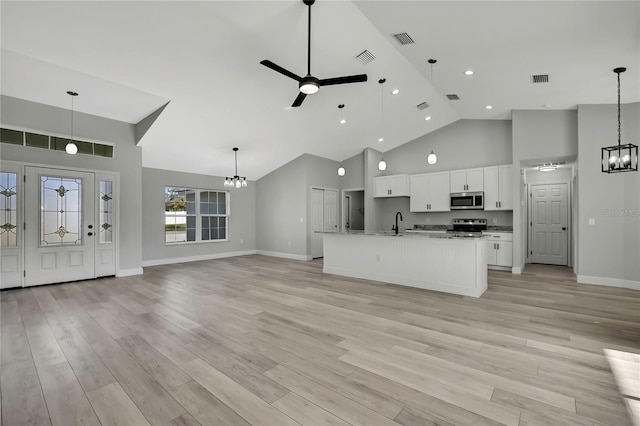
[1,256,638,426]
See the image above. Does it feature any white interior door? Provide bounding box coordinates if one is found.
[529,183,568,265]
[24,167,96,286]
[323,189,338,232]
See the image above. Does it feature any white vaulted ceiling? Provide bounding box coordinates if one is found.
[2,1,638,180]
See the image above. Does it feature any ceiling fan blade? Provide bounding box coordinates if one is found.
[319,74,368,86]
[260,60,302,81]
[291,92,307,107]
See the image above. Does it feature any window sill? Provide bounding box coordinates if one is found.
[165,239,230,246]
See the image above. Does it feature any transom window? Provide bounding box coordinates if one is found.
[165,187,229,244]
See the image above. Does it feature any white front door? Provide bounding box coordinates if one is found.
[24,167,96,286]
[529,183,568,265]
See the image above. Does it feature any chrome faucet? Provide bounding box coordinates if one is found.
[392,211,403,234]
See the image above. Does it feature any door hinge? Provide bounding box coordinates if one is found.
[530,250,532,255]
[23,175,26,182]
[23,270,26,277]
[23,223,26,230]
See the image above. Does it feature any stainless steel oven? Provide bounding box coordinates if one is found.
[450,192,484,210]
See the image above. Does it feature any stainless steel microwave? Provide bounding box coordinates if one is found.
[450,192,484,210]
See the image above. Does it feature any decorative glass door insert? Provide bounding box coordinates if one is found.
[0,172,18,247]
[40,175,83,246]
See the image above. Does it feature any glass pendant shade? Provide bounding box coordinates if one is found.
[378,159,387,171]
[427,150,437,165]
[601,67,638,173]
[337,166,346,176]
[65,141,78,154]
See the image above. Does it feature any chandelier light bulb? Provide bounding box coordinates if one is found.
[378,159,387,171]
[337,166,346,176]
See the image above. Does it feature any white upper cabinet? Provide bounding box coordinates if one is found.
[484,165,513,210]
[374,174,410,198]
[450,168,484,193]
[410,172,450,212]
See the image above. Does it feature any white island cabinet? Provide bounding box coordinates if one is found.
[323,233,488,297]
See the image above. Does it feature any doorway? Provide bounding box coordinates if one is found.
[529,183,569,266]
[342,189,364,232]
[0,164,117,289]
[310,187,338,258]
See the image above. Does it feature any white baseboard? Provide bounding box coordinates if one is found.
[577,275,640,291]
[255,250,313,261]
[142,250,257,267]
[117,267,144,277]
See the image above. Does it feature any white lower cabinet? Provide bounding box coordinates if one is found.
[484,232,513,267]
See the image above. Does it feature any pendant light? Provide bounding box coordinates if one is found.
[427,150,437,165]
[337,104,346,176]
[66,91,79,154]
[224,147,247,188]
[601,67,638,173]
[425,59,439,165]
[377,78,387,171]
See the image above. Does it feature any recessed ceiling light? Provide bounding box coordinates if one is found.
[464,70,474,76]
[391,89,400,95]
[378,138,384,143]
[340,119,346,124]
[424,116,431,121]
[485,105,493,110]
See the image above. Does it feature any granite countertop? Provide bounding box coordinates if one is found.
[320,230,485,240]
[485,226,513,232]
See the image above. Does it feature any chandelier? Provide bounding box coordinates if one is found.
[224,147,247,188]
[601,67,638,173]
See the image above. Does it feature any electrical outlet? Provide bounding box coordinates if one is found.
[240,239,244,244]
[493,217,498,224]
[287,240,292,246]
[588,218,595,225]
[376,254,380,262]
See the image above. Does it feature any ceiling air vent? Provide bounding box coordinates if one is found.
[446,94,460,100]
[391,32,415,45]
[531,74,550,83]
[416,101,430,110]
[355,49,376,65]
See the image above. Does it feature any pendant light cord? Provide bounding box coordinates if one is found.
[617,70,621,151]
[70,94,74,143]
[234,149,238,177]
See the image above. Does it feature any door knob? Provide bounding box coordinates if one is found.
[88,232,93,236]
[88,225,93,229]
[562,227,566,230]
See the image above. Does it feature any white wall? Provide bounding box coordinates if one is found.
[1,95,143,274]
[577,103,639,288]
[141,167,256,265]
[255,153,340,259]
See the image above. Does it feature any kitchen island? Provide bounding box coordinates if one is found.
[323,232,488,297]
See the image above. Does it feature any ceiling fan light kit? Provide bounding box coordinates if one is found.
[260,0,367,107]
[601,67,638,173]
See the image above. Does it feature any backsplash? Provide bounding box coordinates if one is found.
[377,197,513,230]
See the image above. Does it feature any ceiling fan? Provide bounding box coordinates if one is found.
[260,0,368,107]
